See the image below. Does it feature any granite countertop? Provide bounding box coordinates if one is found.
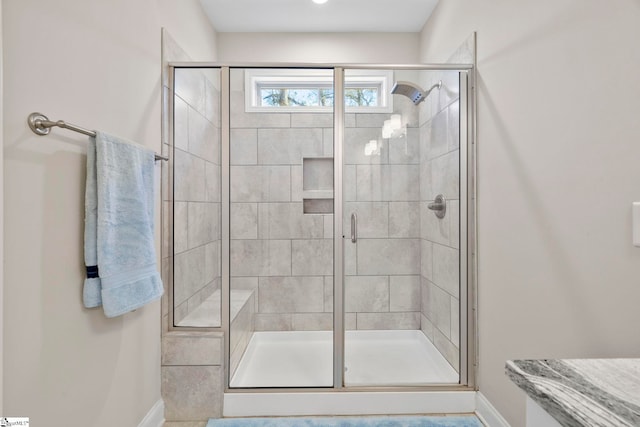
[506,359,640,427]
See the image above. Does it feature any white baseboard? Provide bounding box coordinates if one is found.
[138,399,165,427]
[475,392,510,427]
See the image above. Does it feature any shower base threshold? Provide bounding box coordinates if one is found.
[224,390,476,418]
[230,329,458,388]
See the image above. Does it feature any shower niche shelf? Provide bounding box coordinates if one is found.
[302,157,333,214]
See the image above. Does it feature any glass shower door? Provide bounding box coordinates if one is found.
[341,68,462,386]
[228,67,335,388]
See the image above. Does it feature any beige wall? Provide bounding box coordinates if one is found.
[2,1,216,426]
[158,0,219,63]
[218,32,420,63]
[420,1,640,426]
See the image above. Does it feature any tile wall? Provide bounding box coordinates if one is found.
[343,71,424,330]
[418,70,461,372]
[161,31,224,422]
[172,67,222,325]
[229,69,427,332]
[229,68,334,332]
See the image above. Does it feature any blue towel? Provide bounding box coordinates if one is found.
[83,131,163,317]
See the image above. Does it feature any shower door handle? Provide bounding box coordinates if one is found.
[350,213,357,243]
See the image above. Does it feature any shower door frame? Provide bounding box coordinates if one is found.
[168,62,477,394]
[334,65,476,390]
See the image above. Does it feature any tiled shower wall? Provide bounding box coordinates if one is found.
[418,70,461,371]
[161,31,224,421]
[229,69,334,331]
[172,67,222,325]
[229,69,425,331]
[343,71,423,330]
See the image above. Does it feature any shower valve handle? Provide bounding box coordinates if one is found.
[427,194,447,219]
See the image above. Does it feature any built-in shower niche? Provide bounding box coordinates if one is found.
[302,157,333,214]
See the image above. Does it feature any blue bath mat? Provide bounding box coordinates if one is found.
[207,415,483,427]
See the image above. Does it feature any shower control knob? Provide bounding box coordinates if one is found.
[427,194,447,219]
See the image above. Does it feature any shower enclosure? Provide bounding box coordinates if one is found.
[169,64,474,391]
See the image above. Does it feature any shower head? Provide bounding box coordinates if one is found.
[391,80,442,105]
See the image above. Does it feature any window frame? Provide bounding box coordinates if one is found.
[244,69,394,113]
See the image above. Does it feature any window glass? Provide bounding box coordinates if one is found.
[245,69,393,113]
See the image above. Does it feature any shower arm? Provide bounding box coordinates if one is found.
[425,80,443,95]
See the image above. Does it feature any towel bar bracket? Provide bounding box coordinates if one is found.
[28,112,53,136]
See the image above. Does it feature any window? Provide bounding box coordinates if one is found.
[245,69,394,113]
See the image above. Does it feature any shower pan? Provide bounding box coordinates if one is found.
[168,64,475,394]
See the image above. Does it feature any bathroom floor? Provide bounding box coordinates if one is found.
[164,415,484,427]
[207,415,483,427]
[230,329,458,388]
[164,423,208,427]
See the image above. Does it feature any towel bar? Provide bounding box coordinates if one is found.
[27,112,169,162]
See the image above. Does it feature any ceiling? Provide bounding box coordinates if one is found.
[199,0,439,33]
